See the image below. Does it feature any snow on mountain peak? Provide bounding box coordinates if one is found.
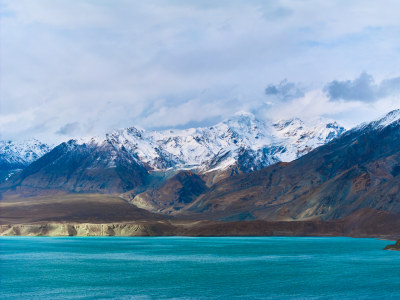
[0,113,346,174]
[372,109,400,128]
[0,138,51,170]
[97,113,345,172]
[351,109,400,133]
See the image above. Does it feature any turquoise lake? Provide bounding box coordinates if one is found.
[0,237,399,299]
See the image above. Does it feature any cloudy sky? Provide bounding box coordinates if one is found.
[1,0,400,143]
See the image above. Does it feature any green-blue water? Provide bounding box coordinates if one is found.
[0,237,399,299]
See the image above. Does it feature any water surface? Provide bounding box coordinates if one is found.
[0,237,399,299]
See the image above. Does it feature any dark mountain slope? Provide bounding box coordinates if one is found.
[1,140,149,194]
[129,171,209,214]
[173,110,400,221]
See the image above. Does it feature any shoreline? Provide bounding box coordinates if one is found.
[1,221,399,240]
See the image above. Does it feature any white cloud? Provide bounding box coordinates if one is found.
[266,89,400,129]
[1,0,400,142]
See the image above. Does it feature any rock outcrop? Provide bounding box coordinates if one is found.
[384,240,400,251]
[0,222,176,237]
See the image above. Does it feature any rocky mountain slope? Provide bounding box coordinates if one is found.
[160,109,400,221]
[0,113,344,193]
[106,113,345,173]
[2,139,149,194]
[130,171,209,213]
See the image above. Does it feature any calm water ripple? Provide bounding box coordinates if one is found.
[0,237,399,299]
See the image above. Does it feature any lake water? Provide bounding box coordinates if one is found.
[0,237,399,299]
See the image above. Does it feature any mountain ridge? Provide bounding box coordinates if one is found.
[1,110,400,237]
[167,109,400,221]
[1,113,344,193]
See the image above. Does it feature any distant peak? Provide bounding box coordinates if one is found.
[325,121,341,129]
[370,109,400,129]
[73,135,105,145]
[273,118,304,129]
[383,109,400,120]
[223,111,260,125]
[1,138,43,145]
[126,126,145,137]
[232,111,256,118]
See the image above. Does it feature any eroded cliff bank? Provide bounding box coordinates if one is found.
[0,222,176,237]
[1,219,399,239]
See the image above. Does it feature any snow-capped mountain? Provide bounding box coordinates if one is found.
[0,113,345,177]
[0,139,51,170]
[0,112,346,193]
[92,112,345,173]
[162,109,400,221]
[357,109,400,131]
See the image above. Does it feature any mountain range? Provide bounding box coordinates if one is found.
[0,110,399,238]
[0,113,344,191]
[170,109,400,221]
